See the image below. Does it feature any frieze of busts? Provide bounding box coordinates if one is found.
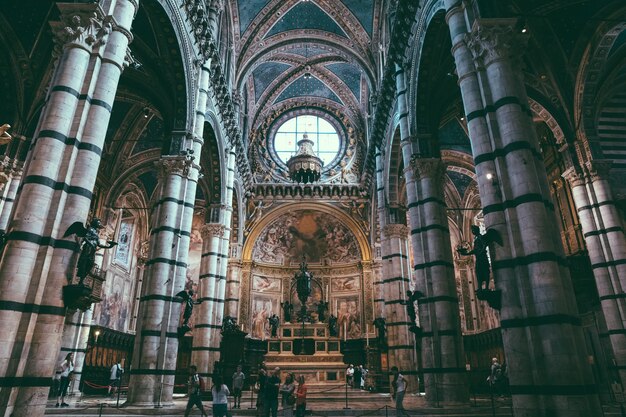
[465,18,528,69]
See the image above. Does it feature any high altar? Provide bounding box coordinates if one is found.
[239,206,378,384]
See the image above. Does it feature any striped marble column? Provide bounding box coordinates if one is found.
[564,162,626,386]
[208,149,236,373]
[394,59,467,404]
[225,257,243,320]
[127,155,197,406]
[192,223,225,378]
[374,149,389,321]
[406,157,467,404]
[0,164,22,231]
[0,3,136,416]
[57,309,93,395]
[382,224,417,390]
[446,7,602,415]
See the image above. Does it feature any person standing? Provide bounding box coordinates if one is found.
[211,375,230,417]
[280,373,296,417]
[184,365,207,417]
[295,375,307,417]
[256,362,268,416]
[107,361,123,396]
[264,367,281,417]
[353,365,362,390]
[55,353,73,407]
[391,366,406,415]
[489,357,502,396]
[346,364,354,387]
[232,365,245,409]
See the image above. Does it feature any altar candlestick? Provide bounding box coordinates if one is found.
[241,323,244,331]
[366,324,369,347]
[344,322,347,341]
[326,285,329,302]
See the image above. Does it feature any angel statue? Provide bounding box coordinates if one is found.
[456,225,502,291]
[64,218,117,285]
[176,289,202,327]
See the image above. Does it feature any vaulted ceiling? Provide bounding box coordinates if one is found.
[232,0,380,133]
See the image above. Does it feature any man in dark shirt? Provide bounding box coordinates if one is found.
[264,367,281,417]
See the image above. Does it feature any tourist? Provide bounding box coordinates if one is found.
[359,365,367,389]
[346,364,354,387]
[184,365,207,417]
[107,361,123,397]
[264,367,281,417]
[489,357,503,396]
[280,373,296,417]
[391,366,406,415]
[211,375,230,417]
[232,364,245,409]
[55,353,73,407]
[256,362,267,415]
[295,375,307,417]
[353,365,362,389]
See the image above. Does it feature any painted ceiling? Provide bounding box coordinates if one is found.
[235,0,378,126]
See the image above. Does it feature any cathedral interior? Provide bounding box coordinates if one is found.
[2,0,626,416]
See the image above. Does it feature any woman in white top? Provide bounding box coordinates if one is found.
[211,375,230,417]
[55,353,73,407]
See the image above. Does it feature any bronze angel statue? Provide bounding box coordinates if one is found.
[64,218,117,285]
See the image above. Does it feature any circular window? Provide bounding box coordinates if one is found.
[274,115,340,167]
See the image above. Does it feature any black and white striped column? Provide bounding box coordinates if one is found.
[0,164,22,231]
[374,150,388,320]
[208,149,236,372]
[395,59,468,403]
[127,155,197,406]
[225,255,243,320]
[405,157,468,404]
[0,3,136,416]
[192,223,225,378]
[382,224,417,390]
[447,7,602,415]
[564,162,626,386]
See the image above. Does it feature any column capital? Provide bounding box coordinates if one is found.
[51,4,111,55]
[409,156,446,182]
[465,18,528,68]
[382,224,409,239]
[155,156,194,180]
[201,223,225,239]
[561,167,585,188]
[585,160,612,182]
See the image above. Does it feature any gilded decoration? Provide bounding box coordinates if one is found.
[251,209,361,264]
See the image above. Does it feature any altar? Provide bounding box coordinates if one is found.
[263,322,347,385]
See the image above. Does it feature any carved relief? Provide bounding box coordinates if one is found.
[201,223,225,239]
[409,156,446,185]
[465,19,528,69]
[155,157,194,180]
[51,4,111,54]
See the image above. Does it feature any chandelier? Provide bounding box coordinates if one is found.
[286,133,323,184]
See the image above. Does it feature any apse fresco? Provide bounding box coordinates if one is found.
[252,210,360,264]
